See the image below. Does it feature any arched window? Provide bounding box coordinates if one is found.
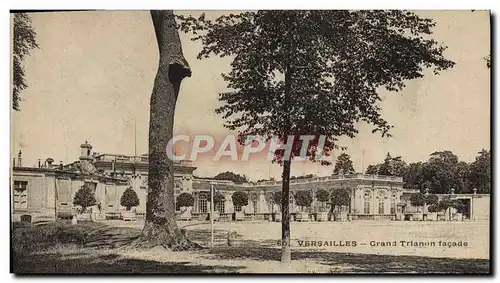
[198,194,207,213]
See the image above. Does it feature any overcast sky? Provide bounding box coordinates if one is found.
[11,10,490,181]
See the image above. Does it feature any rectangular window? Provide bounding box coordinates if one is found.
[199,199,207,213]
[235,205,242,212]
[253,200,258,213]
[363,201,370,214]
[378,201,385,214]
[390,201,396,214]
[13,181,28,210]
[215,201,225,213]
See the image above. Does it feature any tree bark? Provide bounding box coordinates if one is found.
[137,10,199,250]
[281,160,291,262]
[281,64,292,263]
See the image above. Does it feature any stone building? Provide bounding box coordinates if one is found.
[11,141,196,222]
[11,141,489,222]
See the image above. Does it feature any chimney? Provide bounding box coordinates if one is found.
[38,159,42,168]
[17,150,22,167]
[59,161,63,170]
[13,158,15,168]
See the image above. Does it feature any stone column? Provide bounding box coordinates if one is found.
[352,187,356,214]
[471,188,477,220]
[371,188,376,215]
[193,192,198,213]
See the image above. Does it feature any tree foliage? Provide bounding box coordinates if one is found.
[212,171,248,183]
[176,192,195,208]
[120,187,140,210]
[13,13,39,111]
[315,189,330,203]
[272,191,282,208]
[469,149,491,193]
[178,11,455,165]
[73,186,97,212]
[451,199,468,215]
[330,188,351,210]
[213,192,225,203]
[436,196,453,213]
[290,174,316,180]
[294,190,313,208]
[333,153,355,174]
[423,151,460,194]
[231,191,249,208]
[427,204,439,213]
[178,10,454,262]
[378,153,406,176]
[409,192,425,208]
[365,164,381,175]
[425,194,439,206]
[368,150,490,195]
[402,162,426,190]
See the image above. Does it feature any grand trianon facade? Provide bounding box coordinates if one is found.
[11,141,490,222]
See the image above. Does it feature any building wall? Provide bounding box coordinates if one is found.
[14,161,489,222]
[12,172,57,221]
[472,195,490,220]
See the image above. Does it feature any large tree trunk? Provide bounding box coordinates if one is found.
[138,10,198,250]
[281,64,292,262]
[281,160,292,262]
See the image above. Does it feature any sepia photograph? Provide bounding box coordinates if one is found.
[10,9,491,274]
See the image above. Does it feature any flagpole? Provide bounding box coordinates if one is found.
[210,183,214,249]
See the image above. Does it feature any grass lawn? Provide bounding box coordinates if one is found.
[11,220,491,274]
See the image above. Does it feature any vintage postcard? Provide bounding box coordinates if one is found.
[10,10,491,274]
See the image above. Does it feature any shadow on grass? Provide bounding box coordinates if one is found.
[13,251,244,274]
[186,229,242,246]
[205,247,490,274]
[83,226,141,249]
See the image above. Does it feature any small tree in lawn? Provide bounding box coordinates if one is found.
[121,187,140,211]
[451,199,468,219]
[331,188,351,213]
[179,10,455,262]
[437,196,453,220]
[315,189,330,212]
[73,186,97,213]
[176,193,194,212]
[427,204,439,213]
[294,190,313,212]
[425,194,439,206]
[410,193,426,213]
[232,191,248,212]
